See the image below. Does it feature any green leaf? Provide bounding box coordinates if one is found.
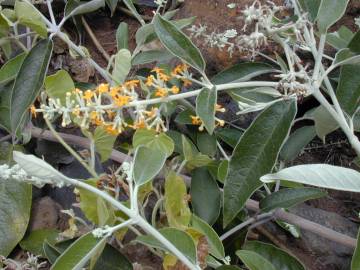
[261,164,360,192]
[217,160,228,183]
[15,0,47,37]
[133,129,174,157]
[65,0,105,17]
[336,64,360,116]
[154,14,205,72]
[190,168,221,225]
[165,172,191,229]
[186,154,212,170]
[243,241,305,270]
[132,50,174,65]
[175,109,194,125]
[196,88,217,134]
[20,229,59,257]
[135,227,197,263]
[43,241,61,264]
[45,70,75,105]
[182,134,197,161]
[349,31,360,54]
[122,0,144,26]
[93,126,117,162]
[211,62,275,85]
[352,230,360,270]
[317,0,349,34]
[93,244,133,270]
[116,22,129,50]
[133,146,167,186]
[51,232,106,270]
[216,266,241,270]
[298,0,321,21]
[0,82,13,132]
[326,26,354,49]
[191,215,225,260]
[313,105,339,141]
[0,144,32,257]
[280,126,316,162]
[105,0,118,16]
[197,132,217,157]
[0,52,26,85]
[259,188,327,212]
[223,99,297,227]
[13,151,70,184]
[215,128,243,148]
[113,49,132,84]
[10,39,53,133]
[236,250,276,270]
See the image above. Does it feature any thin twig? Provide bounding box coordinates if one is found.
[81,16,111,61]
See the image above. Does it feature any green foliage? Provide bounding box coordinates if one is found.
[15,0,47,37]
[261,164,360,192]
[259,188,327,212]
[116,22,129,50]
[45,70,75,104]
[10,39,53,133]
[190,168,221,225]
[51,232,107,270]
[20,229,59,257]
[154,14,205,72]
[236,250,276,270]
[133,146,167,186]
[223,99,297,226]
[196,88,217,134]
[352,230,360,270]
[93,126,118,162]
[135,228,197,263]
[164,172,191,229]
[242,241,305,270]
[317,0,349,34]
[113,49,132,84]
[133,129,174,157]
[0,143,32,257]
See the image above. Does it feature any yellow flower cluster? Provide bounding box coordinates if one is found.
[30,64,201,136]
[145,64,191,98]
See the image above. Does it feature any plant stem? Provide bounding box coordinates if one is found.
[44,118,99,178]
[220,212,274,241]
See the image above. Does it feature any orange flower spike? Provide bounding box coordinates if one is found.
[145,75,155,87]
[155,88,168,97]
[83,90,94,101]
[97,83,109,94]
[30,105,37,118]
[105,125,120,136]
[171,86,180,94]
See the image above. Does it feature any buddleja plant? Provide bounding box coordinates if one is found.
[1,0,360,269]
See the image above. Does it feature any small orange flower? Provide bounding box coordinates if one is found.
[114,95,132,107]
[30,105,37,118]
[158,72,170,82]
[110,87,121,97]
[152,67,164,74]
[172,63,189,76]
[190,115,202,125]
[124,80,140,88]
[97,83,109,93]
[145,75,155,87]
[105,125,120,135]
[155,88,168,97]
[106,110,116,120]
[182,79,192,87]
[83,90,94,101]
[171,86,180,94]
[131,119,146,129]
[144,107,158,118]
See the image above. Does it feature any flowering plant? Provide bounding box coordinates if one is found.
[0,0,360,269]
